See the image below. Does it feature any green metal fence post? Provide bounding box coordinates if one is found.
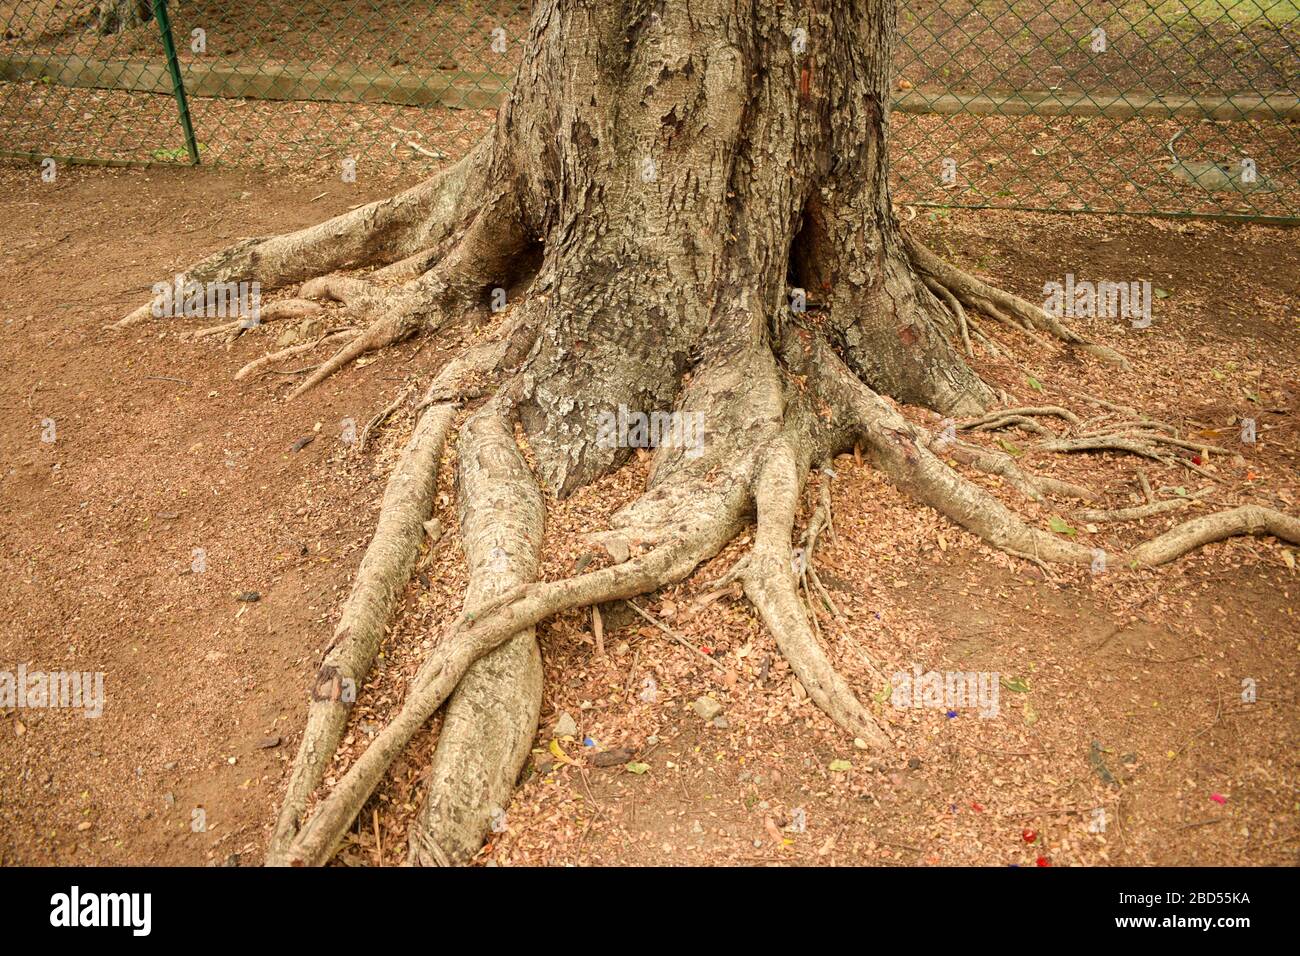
[151,0,199,165]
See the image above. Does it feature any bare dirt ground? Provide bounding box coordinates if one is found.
[0,159,1296,867]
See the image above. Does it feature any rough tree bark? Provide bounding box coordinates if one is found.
[117,0,1300,866]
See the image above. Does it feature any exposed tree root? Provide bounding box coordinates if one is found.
[266,342,515,865]
[267,311,1299,867]
[280,451,746,865]
[113,134,538,407]
[782,325,1300,572]
[287,309,425,400]
[741,435,892,748]
[112,139,493,330]
[280,344,895,864]
[266,399,456,865]
[787,331,1096,566]
[903,233,1130,369]
[627,599,727,672]
[1076,489,1212,523]
[921,275,974,357]
[273,223,520,399]
[928,431,1094,503]
[801,472,843,618]
[962,406,1083,437]
[234,330,359,381]
[1138,470,1156,503]
[215,233,1297,869]
[1033,435,1219,482]
[181,298,324,342]
[1127,505,1300,567]
[1087,431,1229,458]
[261,287,1297,867]
[408,410,545,866]
[299,276,378,307]
[102,0,1300,872]
[124,169,1295,868]
[357,382,417,453]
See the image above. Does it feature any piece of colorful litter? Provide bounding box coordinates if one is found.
[1022,829,1037,843]
[548,738,579,766]
[1210,793,1227,805]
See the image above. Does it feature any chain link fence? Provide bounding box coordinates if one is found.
[1,1,1296,220]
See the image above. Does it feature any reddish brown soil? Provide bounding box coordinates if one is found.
[0,160,1296,866]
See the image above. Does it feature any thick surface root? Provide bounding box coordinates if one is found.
[266,399,456,865]
[101,0,1297,872]
[801,336,1095,565]
[787,325,1299,574]
[266,344,511,865]
[119,146,533,402]
[112,139,491,330]
[280,443,746,865]
[408,410,545,866]
[267,312,1298,867]
[741,436,891,748]
[1128,505,1300,566]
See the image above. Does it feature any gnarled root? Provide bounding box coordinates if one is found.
[1129,505,1300,567]
[279,441,746,866]
[929,430,1094,503]
[269,314,1299,867]
[903,233,1129,369]
[111,132,539,403]
[234,330,359,381]
[786,325,1299,574]
[1076,489,1211,523]
[286,308,424,400]
[784,328,1093,564]
[741,434,892,748]
[265,399,456,865]
[181,298,324,343]
[408,410,546,866]
[266,344,515,866]
[112,138,492,329]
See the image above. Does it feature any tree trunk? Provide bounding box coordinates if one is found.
[131,0,1282,869]
[490,0,986,495]
[392,0,987,860]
